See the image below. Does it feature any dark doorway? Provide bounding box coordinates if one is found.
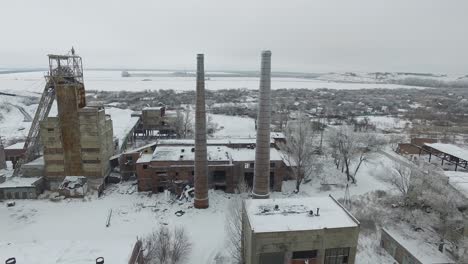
[244,172,253,187]
[270,172,275,188]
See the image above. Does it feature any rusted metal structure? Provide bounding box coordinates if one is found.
[253,50,272,199]
[194,54,209,209]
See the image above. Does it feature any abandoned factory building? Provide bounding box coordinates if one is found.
[134,138,289,193]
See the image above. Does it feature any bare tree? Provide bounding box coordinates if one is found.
[143,226,192,264]
[328,126,382,183]
[172,107,193,138]
[207,114,219,135]
[226,197,244,264]
[381,162,413,199]
[279,114,317,192]
[225,180,250,264]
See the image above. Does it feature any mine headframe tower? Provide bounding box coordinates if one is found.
[13,48,85,176]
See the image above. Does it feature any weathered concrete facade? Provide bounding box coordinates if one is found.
[380,228,454,264]
[0,177,45,199]
[243,196,360,264]
[40,105,113,189]
[253,50,272,199]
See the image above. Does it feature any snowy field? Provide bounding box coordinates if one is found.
[0,70,429,94]
[210,114,256,138]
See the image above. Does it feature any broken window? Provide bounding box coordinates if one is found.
[292,250,318,263]
[212,171,226,183]
[259,252,284,264]
[143,165,148,169]
[324,247,350,264]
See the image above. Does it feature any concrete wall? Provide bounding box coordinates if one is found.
[244,226,359,264]
[142,108,165,130]
[0,178,44,199]
[380,229,423,264]
[41,106,114,189]
[41,117,65,183]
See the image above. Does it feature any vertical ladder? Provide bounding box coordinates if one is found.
[13,79,55,176]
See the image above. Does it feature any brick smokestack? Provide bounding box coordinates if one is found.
[0,140,6,170]
[194,54,209,209]
[253,50,272,199]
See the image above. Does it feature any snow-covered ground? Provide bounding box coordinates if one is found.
[210,114,256,138]
[355,115,411,131]
[0,151,399,263]
[0,70,430,94]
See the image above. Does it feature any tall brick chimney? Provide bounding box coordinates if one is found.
[253,50,272,199]
[194,54,209,209]
[0,140,6,170]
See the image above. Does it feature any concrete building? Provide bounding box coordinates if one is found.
[118,142,157,180]
[242,196,360,264]
[135,139,288,194]
[0,176,44,199]
[41,104,114,189]
[381,228,454,264]
[4,142,26,169]
[253,50,272,199]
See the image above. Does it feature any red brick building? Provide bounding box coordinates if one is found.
[135,140,288,194]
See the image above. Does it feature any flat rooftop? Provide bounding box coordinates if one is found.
[5,142,24,149]
[146,145,284,163]
[157,138,270,146]
[152,146,231,162]
[383,227,454,264]
[424,143,468,161]
[244,196,359,233]
[0,176,41,188]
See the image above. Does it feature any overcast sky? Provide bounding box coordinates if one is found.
[0,0,467,73]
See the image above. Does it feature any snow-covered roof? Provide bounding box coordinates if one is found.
[23,156,44,166]
[136,154,153,164]
[5,142,24,149]
[157,138,267,146]
[244,196,359,233]
[424,143,468,161]
[142,106,164,111]
[383,227,454,264]
[151,146,231,162]
[230,148,283,162]
[444,171,468,199]
[0,176,41,188]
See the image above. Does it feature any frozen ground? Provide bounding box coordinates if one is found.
[210,114,256,138]
[355,115,411,131]
[0,70,430,94]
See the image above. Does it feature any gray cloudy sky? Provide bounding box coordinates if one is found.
[1,0,467,73]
